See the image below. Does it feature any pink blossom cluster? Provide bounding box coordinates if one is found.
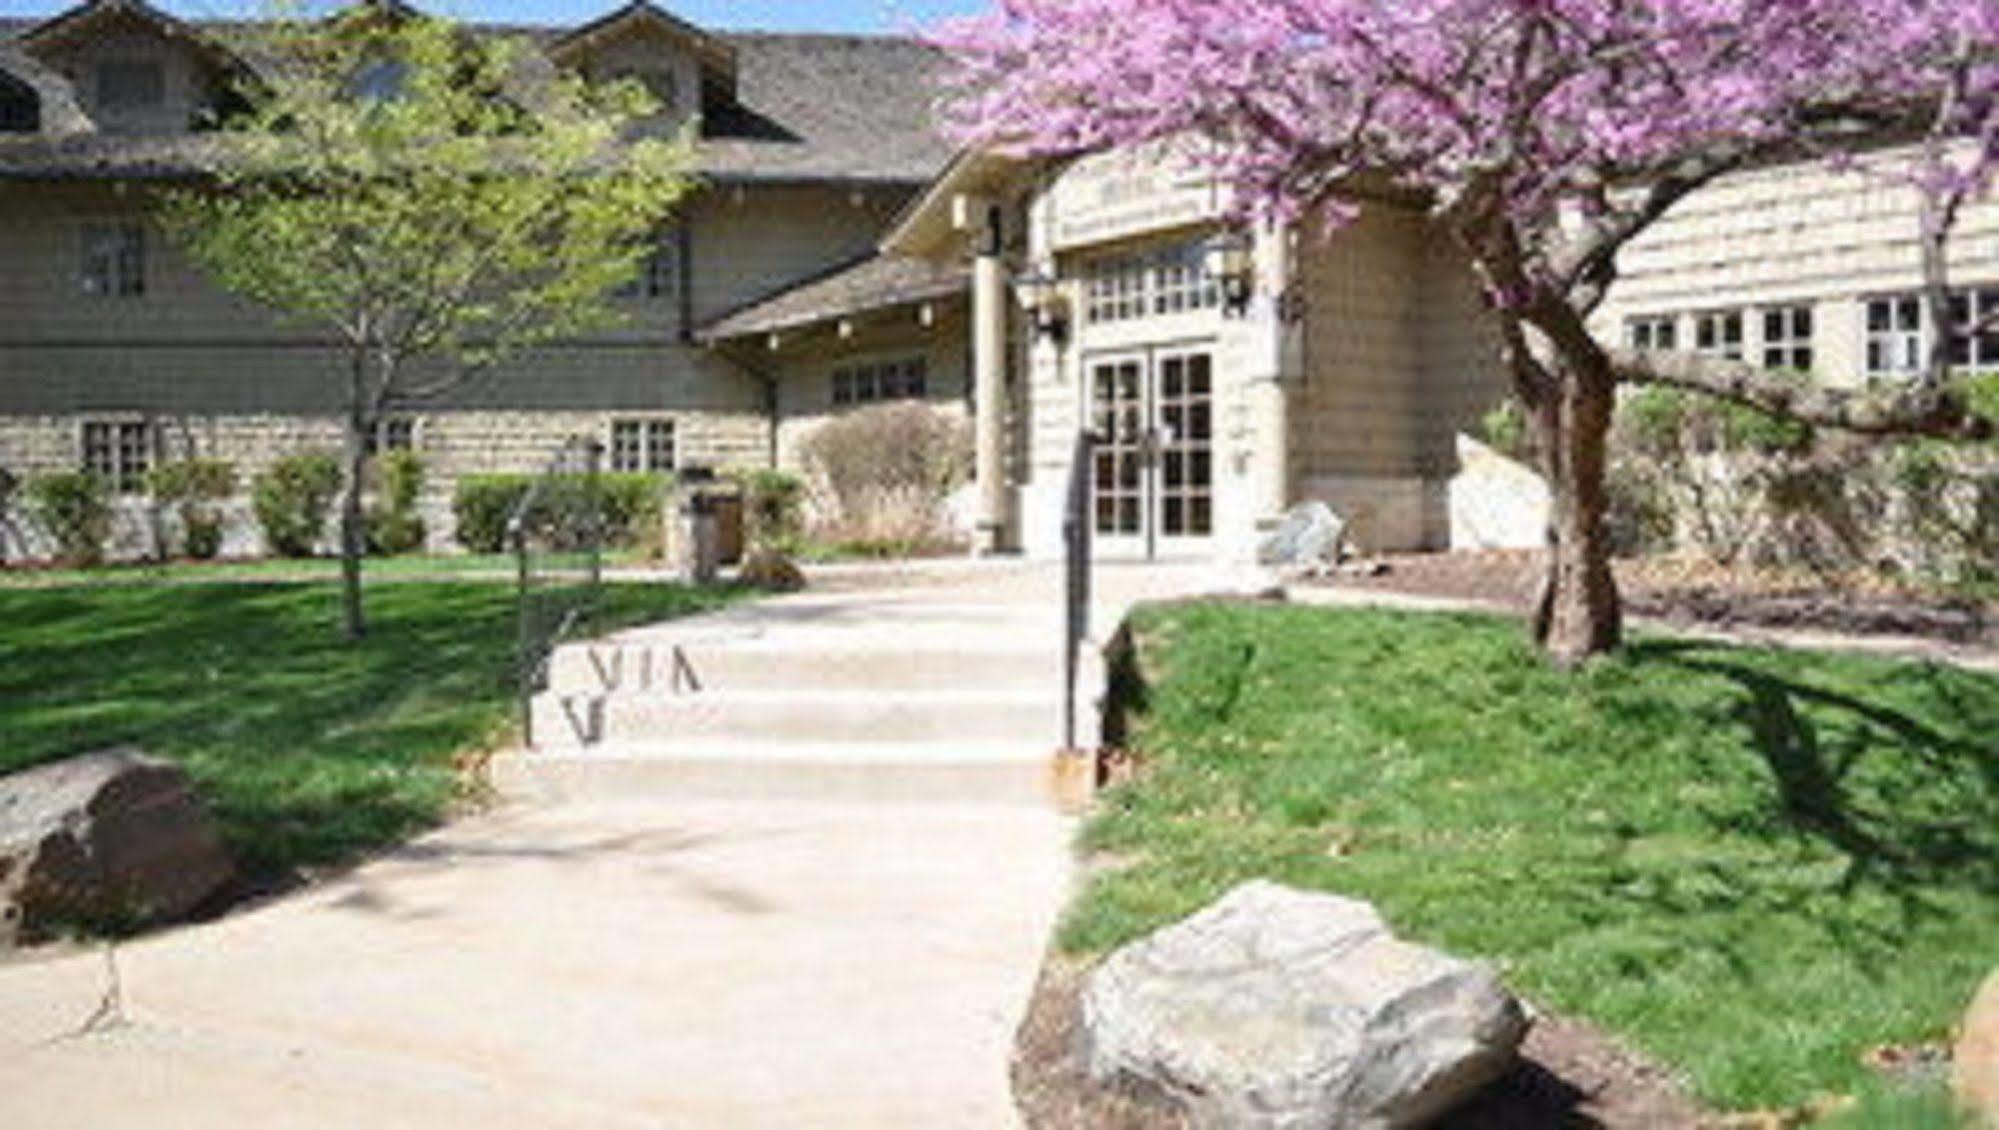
[932,0,1999,236]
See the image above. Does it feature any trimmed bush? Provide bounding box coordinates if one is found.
[26,471,112,566]
[252,452,342,559]
[148,458,237,561]
[800,403,972,552]
[453,471,668,553]
[365,451,427,556]
[726,466,807,554]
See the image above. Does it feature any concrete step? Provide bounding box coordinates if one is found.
[546,640,1057,696]
[530,688,1060,750]
[485,741,1077,806]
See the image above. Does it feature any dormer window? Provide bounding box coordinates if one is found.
[349,58,410,104]
[96,59,165,111]
[613,67,678,115]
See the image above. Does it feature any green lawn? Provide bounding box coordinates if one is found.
[1071,603,1999,1115]
[0,580,741,877]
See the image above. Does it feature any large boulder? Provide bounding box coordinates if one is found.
[1082,881,1528,1129]
[0,749,234,946]
[1259,502,1348,568]
[1959,970,1999,1128]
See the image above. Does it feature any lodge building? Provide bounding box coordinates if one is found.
[3,0,1994,564]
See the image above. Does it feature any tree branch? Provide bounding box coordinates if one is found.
[1610,347,1993,440]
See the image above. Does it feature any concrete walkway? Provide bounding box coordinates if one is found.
[0,798,1071,1129]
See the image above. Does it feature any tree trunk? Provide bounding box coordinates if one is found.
[1532,368,1622,667]
[338,414,368,642]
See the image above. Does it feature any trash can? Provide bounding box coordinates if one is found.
[683,490,721,584]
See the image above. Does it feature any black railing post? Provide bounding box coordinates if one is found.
[1063,428,1097,751]
[512,512,534,749]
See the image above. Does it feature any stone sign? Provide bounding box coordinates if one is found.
[1047,137,1225,251]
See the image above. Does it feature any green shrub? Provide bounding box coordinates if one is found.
[148,458,237,561]
[26,471,112,566]
[252,452,342,559]
[0,465,18,564]
[1477,397,1535,463]
[726,466,806,553]
[453,471,667,553]
[365,451,427,556]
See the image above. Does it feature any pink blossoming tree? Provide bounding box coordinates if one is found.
[935,0,1999,665]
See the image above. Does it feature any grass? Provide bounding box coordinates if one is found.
[1070,603,1999,1116]
[0,580,743,878]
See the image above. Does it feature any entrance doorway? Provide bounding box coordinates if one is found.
[1087,347,1217,559]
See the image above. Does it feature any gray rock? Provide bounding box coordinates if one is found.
[1082,881,1528,1129]
[1260,503,1348,567]
[1,749,234,946]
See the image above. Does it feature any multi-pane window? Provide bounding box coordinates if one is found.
[610,418,675,473]
[1627,315,1677,351]
[1946,288,1999,371]
[363,416,417,456]
[619,230,681,301]
[831,357,928,406]
[1761,305,1815,372]
[1084,239,1221,324]
[81,420,151,494]
[1865,295,1926,378]
[81,222,146,298]
[1694,310,1745,360]
[96,60,165,111]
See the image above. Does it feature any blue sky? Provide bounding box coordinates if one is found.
[0,1,991,35]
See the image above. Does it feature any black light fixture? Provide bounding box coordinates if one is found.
[1012,269,1071,345]
[1201,229,1256,316]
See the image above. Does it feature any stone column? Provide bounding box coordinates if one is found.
[1253,221,1297,532]
[969,200,1009,554]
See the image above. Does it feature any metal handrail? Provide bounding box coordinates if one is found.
[513,436,606,750]
[1062,428,1098,751]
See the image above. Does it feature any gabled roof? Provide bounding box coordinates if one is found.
[0,8,951,186]
[16,0,254,79]
[548,1,736,87]
[698,250,969,343]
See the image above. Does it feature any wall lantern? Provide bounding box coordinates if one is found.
[1012,270,1071,346]
[1202,229,1256,316]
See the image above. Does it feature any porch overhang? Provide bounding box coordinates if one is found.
[694,250,969,350]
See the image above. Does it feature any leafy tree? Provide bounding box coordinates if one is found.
[168,10,692,639]
[936,0,1999,665]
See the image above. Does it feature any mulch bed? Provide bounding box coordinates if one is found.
[1013,957,1715,1129]
[1309,549,1997,647]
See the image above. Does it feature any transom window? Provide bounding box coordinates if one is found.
[82,420,152,494]
[610,418,675,473]
[1084,240,1221,324]
[1693,310,1744,360]
[96,60,165,111]
[831,357,927,406]
[1627,315,1677,352]
[1865,295,1927,378]
[81,222,146,298]
[364,416,417,456]
[1761,305,1815,372]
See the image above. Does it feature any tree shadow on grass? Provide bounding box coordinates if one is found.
[1614,639,1999,945]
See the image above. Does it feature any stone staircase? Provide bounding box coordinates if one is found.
[492,597,1091,805]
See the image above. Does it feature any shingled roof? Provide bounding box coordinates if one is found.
[698,251,969,343]
[0,10,952,185]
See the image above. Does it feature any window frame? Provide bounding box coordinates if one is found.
[829,355,929,408]
[1760,304,1815,373]
[79,417,154,496]
[607,417,676,474]
[80,220,147,299]
[1627,314,1678,352]
[1693,309,1745,361]
[1864,293,1932,379]
[1082,237,1222,325]
[363,415,420,457]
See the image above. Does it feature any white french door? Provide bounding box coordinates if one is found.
[1086,347,1217,560]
